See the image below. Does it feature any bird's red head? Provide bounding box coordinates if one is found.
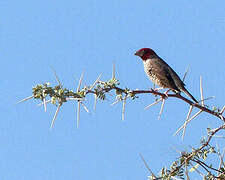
[134,48,157,60]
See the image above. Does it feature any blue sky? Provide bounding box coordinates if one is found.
[1,0,225,179]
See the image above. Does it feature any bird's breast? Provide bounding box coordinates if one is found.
[143,59,168,88]
[143,59,157,83]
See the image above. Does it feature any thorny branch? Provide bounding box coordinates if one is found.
[19,69,225,179]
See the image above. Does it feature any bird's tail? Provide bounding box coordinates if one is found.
[182,88,198,103]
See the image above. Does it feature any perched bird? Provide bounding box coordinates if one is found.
[134,48,198,103]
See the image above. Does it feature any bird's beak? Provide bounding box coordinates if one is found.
[134,51,140,56]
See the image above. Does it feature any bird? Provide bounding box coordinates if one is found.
[134,48,198,103]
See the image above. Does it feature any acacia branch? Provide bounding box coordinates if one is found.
[19,71,225,179]
[130,89,224,122]
[192,158,223,174]
[88,86,225,123]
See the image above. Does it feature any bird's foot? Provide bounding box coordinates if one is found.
[150,88,170,99]
[164,89,171,97]
[161,89,172,99]
[151,87,164,92]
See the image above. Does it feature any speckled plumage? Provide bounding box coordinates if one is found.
[135,48,198,103]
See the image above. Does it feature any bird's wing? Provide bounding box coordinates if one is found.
[167,66,186,88]
[150,58,180,91]
[150,58,198,102]
[167,66,198,103]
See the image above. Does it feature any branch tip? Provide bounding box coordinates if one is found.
[174,110,202,136]
[42,92,47,112]
[112,63,115,79]
[158,98,165,120]
[122,97,127,121]
[50,103,61,129]
[139,153,157,179]
[220,105,225,114]
[144,98,162,110]
[182,105,193,140]
[77,72,84,92]
[93,94,97,111]
[90,74,102,90]
[37,100,51,106]
[17,95,34,104]
[80,102,89,113]
[182,65,190,82]
[51,68,62,86]
[77,101,81,128]
[200,76,204,106]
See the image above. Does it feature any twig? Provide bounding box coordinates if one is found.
[158,98,165,120]
[220,106,225,115]
[218,149,225,175]
[50,103,62,129]
[193,158,223,173]
[145,98,162,110]
[189,162,205,177]
[42,92,47,112]
[17,95,34,104]
[198,125,225,151]
[200,76,204,107]
[197,96,215,104]
[111,99,121,106]
[191,159,211,174]
[185,158,190,180]
[174,110,202,136]
[37,100,51,106]
[80,102,89,113]
[77,101,81,128]
[90,74,102,90]
[171,177,182,180]
[112,63,115,79]
[77,72,84,92]
[139,153,157,179]
[51,68,62,87]
[182,105,193,139]
[122,96,127,121]
[131,89,224,121]
[66,97,84,101]
[93,94,97,111]
[182,65,190,82]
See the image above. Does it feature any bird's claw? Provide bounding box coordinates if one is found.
[151,87,164,92]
